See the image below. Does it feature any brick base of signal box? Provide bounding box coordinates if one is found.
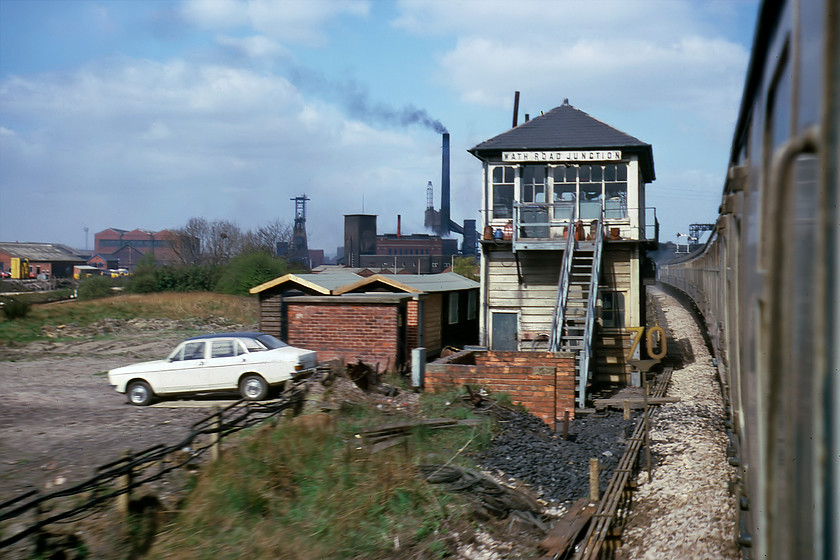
[425,350,577,429]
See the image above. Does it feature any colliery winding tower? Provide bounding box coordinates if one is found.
[288,194,310,267]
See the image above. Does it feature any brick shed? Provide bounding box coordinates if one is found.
[281,293,412,372]
[426,349,577,428]
[250,271,479,370]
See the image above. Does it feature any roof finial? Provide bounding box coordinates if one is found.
[563,98,570,106]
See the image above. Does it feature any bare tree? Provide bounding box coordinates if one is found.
[206,219,243,265]
[243,219,293,255]
[169,217,206,266]
[170,217,293,265]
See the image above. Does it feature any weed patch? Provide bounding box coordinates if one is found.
[148,401,492,559]
[0,292,257,346]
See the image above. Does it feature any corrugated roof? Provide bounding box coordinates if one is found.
[469,102,655,182]
[0,242,85,262]
[335,272,478,294]
[250,272,364,295]
[379,272,479,292]
[250,271,478,296]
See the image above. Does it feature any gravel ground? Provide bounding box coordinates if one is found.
[615,287,738,559]
[0,318,248,499]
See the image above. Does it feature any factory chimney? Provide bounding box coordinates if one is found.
[440,132,451,236]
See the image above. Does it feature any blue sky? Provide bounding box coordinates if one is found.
[0,0,759,255]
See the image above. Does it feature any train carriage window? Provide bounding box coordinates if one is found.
[797,2,823,129]
[766,43,792,152]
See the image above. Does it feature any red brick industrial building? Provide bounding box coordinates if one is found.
[93,228,179,269]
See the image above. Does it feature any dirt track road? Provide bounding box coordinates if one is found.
[0,326,244,501]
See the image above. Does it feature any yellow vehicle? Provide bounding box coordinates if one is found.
[10,258,30,279]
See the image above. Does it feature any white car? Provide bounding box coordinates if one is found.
[108,332,317,406]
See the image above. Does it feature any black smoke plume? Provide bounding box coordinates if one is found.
[289,66,447,134]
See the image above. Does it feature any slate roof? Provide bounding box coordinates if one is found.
[0,242,85,262]
[470,101,655,182]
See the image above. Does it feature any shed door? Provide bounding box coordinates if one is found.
[490,312,518,351]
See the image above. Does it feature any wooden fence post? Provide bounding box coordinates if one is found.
[563,410,570,440]
[33,489,46,555]
[211,406,222,462]
[117,449,133,516]
[589,458,600,501]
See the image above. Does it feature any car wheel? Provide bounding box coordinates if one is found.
[240,374,268,401]
[127,380,153,406]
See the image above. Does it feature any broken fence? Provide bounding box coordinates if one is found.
[0,382,308,550]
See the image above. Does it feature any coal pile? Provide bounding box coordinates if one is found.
[476,405,639,503]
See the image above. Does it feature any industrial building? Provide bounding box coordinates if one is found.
[93,228,179,269]
[0,242,86,279]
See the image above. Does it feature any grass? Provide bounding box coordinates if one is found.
[0,292,259,346]
[149,391,494,559]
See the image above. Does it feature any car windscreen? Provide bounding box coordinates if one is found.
[254,334,288,350]
[169,341,206,361]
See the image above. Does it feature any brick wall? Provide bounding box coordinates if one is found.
[406,300,419,348]
[425,350,576,429]
[285,301,403,371]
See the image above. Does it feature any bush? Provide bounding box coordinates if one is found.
[126,254,157,294]
[1,297,31,320]
[154,264,221,292]
[215,251,288,295]
[77,275,116,300]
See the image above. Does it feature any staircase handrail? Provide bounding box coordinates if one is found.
[577,208,605,407]
[549,205,578,351]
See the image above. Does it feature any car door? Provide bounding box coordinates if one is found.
[157,341,209,393]
[204,339,248,390]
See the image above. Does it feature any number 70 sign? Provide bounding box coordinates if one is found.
[626,326,667,360]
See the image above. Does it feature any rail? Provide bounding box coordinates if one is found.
[0,377,315,550]
[573,366,673,559]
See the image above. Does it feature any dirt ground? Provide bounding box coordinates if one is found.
[0,323,247,500]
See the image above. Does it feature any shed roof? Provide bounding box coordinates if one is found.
[469,101,655,182]
[250,271,478,296]
[250,272,363,295]
[0,242,85,262]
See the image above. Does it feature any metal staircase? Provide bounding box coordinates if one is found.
[550,211,605,408]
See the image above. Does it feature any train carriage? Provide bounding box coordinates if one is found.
[658,1,838,558]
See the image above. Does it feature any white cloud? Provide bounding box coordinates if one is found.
[181,0,370,47]
[214,34,290,59]
[248,0,369,46]
[0,58,433,252]
[399,0,750,144]
[180,0,250,29]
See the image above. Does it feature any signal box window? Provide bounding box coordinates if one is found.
[492,166,515,219]
[601,292,625,328]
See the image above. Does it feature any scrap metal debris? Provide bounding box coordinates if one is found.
[359,418,482,453]
[417,464,545,529]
